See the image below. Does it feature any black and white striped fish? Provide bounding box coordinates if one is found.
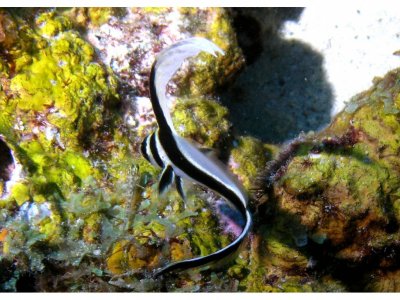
[140,37,252,277]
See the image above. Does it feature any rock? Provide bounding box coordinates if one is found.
[0,8,244,292]
[256,67,400,291]
[2,6,400,292]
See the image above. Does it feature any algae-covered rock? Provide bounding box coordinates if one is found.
[172,8,244,97]
[228,136,273,190]
[172,97,231,148]
[0,8,247,292]
[0,9,138,291]
[84,7,244,139]
[3,6,400,293]
[253,67,400,291]
[60,8,126,29]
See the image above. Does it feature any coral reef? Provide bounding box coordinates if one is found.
[0,8,246,292]
[1,6,400,293]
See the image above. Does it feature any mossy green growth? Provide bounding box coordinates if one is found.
[9,30,117,140]
[0,10,140,287]
[0,9,122,204]
[229,136,272,190]
[8,181,30,206]
[58,8,126,29]
[175,8,244,97]
[0,8,250,291]
[281,153,335,196]
[86,8,115,27]
[140,7,171,15]
[36,11,72,37]
[103,181,230,279]
[172,97,230,148]
[269,67,400,286]
[188,209,224,257]
[238,226,314,292]
[82,212,102,244]
[279,147,396,248]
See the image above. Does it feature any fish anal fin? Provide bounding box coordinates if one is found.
[175,175,186,202]
[158,165,175,196]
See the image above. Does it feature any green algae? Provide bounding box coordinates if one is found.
[8,181,29,206]
[6,6,400,292]
[140,7,171,15]
[235,227,313,292]
[104,188,230,279]
[36,11,72,37]
[0,10,136,290]
[172,97,230,148]
[86,8,116,27]
[260,67,400,291]
[59,8,126,29]
[0,8,305,291]
[2,10,119,158]
[281,154,334,196]
[175,8,244,98]
[229,136,272,190]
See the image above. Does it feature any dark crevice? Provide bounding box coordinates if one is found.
[0,137,14,183]
[15,272,36,292]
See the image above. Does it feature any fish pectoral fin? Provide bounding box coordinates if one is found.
[158,165,175,196]
[175,175,186,201]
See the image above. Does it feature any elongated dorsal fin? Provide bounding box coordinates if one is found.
[152,37,224,131]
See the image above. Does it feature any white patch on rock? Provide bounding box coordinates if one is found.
[18,202,52,223]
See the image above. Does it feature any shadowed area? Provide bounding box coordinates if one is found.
[0,138,14,182]
[221,8,334,143]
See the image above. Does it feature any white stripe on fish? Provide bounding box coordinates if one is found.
[140,37,252,277]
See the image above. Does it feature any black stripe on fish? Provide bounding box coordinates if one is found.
[153,129,252,277]
[154,209,252,276]
[158,165,175,195]
[150,132,164,168]
[140,135,152,163]
[157,129,246,216]
[144,37,252,277]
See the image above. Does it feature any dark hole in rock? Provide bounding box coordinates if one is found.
[16,272,36,292]
[0,137,14,182]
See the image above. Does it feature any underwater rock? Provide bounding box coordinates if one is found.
[0,8,245,292]
[0,9,135,290]
[172,97,231,148]
[84,7,244,138]
[255,67,400,291]
[3,7,400,293]
[365,269,400,292]
[228,136,273,190]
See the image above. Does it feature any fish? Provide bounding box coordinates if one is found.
[140,37,252,277]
